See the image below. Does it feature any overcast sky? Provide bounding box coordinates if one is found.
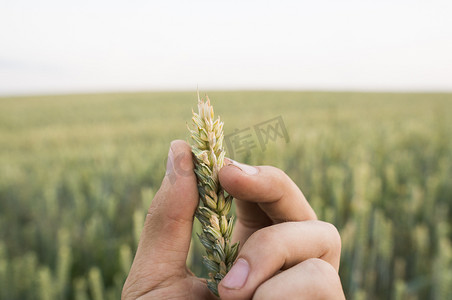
[1,0,451,95]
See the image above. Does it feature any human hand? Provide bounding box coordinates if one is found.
[122,140,345,299]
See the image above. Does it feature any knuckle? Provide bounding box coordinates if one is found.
[253,259,344,300]
[250,227,279,246]
[246,226,283,254]
[325,222,342,250]
[304,258,342,298]
[318,221,342,253]
[305,258,336,275]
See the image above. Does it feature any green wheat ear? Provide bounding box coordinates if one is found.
[188,93,239,296]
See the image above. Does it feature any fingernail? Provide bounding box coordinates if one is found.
[227,159,259,175]
[221,258,250,289]
[165,146,174,175]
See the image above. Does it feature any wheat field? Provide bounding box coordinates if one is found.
[0,91,451,299]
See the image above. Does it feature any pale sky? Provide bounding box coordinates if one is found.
[1,0,451,96]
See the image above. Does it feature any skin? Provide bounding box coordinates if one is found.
[122,140,345,300]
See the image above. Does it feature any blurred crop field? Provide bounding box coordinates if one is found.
[0,91,451,300]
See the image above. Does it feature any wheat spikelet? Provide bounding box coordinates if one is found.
[189,93,239,296]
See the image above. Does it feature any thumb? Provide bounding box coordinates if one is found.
[128,140,198,279]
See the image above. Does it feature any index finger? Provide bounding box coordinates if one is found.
[219,159,317,226]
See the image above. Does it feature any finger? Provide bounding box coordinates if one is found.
[219,159,316,237]
[253,258,345,300]
[128,140,198,278]
[218,221,341,300]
